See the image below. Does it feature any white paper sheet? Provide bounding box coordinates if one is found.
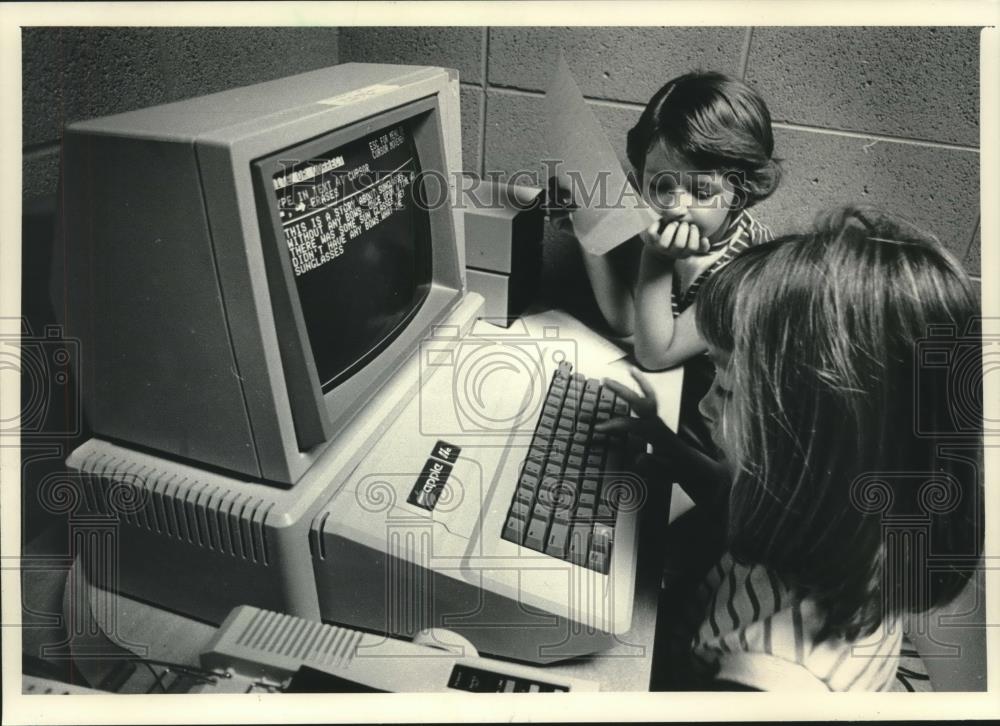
[543,54,659,255]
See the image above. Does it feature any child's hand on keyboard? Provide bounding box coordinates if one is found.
[598,368,728,495]
[595,367,675,449]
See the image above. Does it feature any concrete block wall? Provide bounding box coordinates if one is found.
[339,26,983,300]
[22,27,341,203]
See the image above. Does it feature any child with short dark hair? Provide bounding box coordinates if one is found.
[600,205,984,690]
[567,71,781,451]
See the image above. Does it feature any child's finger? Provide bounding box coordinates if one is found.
[643,219,669,248]
[593,417,634,434]
[658,220,678,248]
[602,377,644,406]
[628,366,659,404]
[673,222,690,252]
[685,222,701,251]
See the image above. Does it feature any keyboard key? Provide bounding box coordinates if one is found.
[524,517,550,551]
[521,464,541,483]
[587,548,610,574]
[599,388,615,406]
[503,516,525,544]
[517,471,542,491]
[531,431,550,448]
[566,453,583,469]
[578,492,595,509]
[569,526,590,566]
[545,522,570,558]
[563,465,580,481]
[570,443,586,457]
[581,478,598,494]
[553,504,572,524]
[543,462,561,478]
[593,523,613,547]
[514,487,534,507]
[554,481,577,507]
[539,414,556,431]
[533,499,555,520]
[537,479,559,506]
[572,432,588,446]
[511,501,530,521]
[585,454,602,469]
[596,503,614,522]
[543,403,559,418]
[519,474,541,497]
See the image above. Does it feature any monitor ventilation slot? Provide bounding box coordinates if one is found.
[75,450,275,565]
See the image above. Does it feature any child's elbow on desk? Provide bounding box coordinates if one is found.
[602,311,634,338]
[633,340,683,372]
[591,297,635,339]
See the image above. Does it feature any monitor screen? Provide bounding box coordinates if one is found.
[270,122,432,391]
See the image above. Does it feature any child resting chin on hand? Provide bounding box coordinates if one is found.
[554,71,781,453]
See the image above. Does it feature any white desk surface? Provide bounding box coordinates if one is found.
[472,307,684,432]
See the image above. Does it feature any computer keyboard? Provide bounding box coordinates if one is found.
[501,361,631,574]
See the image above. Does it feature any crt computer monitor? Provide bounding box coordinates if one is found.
[59,63,466,487]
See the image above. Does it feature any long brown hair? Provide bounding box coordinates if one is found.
[696,205,983,641]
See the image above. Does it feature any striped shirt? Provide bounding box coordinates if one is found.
[670,210,773,317]
[687,553,903,691]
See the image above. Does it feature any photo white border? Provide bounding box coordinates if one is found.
[1,2,997,723]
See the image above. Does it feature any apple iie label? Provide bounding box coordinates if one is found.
[407,440,462,510]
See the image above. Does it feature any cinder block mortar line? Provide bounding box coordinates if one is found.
[738,27,754,79]
[486,83,551,98]
[772,122,980,153]
[479,27,489,178]
[486,83,647,113]
[23,141,61,158]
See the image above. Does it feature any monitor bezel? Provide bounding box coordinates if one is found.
[250,95,462,453]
